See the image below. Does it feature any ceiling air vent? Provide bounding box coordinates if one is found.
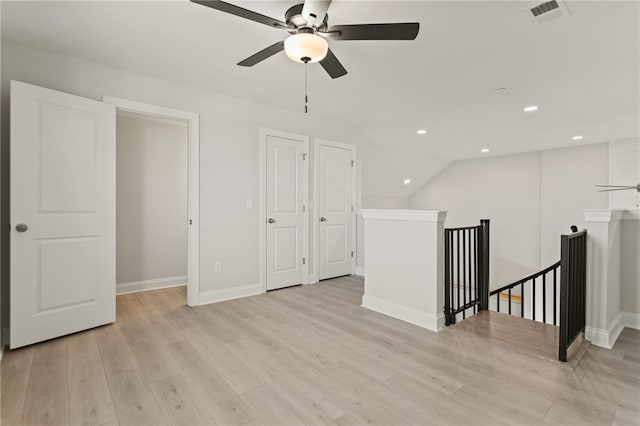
[529,0,570,24]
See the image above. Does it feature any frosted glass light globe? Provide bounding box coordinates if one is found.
[284,33,328,63]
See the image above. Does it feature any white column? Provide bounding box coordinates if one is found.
[360,209,447,332]
[584,209,624,348]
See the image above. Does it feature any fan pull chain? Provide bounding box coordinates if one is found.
[304,60,309,114]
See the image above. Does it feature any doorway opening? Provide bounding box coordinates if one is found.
[105,97,200,306]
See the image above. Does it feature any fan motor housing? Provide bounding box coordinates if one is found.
[285,3,328,32]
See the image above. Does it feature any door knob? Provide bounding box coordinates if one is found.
[320,217,327,222]
[268,218,276,224]
[15,223,28,232]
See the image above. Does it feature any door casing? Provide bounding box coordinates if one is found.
[314,138,357,281]
[260,128,310,292]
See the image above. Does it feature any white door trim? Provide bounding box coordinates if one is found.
[259,128,310,292]
[103,96,201,306]
[314,138,357,280]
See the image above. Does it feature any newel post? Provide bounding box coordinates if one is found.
[479,219,490,311]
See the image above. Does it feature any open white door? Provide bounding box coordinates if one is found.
[265,132,308,291]
[10,81,116,349]
[317,140,356,280]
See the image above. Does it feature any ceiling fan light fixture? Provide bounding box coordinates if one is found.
[284,32,328,63]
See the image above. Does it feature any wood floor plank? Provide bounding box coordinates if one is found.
[94,324,139,375]
[120,321,179,385]
[20,339,69,426]
[149,374,217,426]
[164,339,257,425]
[182,327,263,394]
[67,331,118,426]
[0,346,34,426]
[101,367,165,426]
[239,384,309,426]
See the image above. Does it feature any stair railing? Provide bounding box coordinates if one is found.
[559,230,587,362]
[444,219,490,325]
[487,228,587,362]
[489,261,561,323]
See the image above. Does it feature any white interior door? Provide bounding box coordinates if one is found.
[10,81,116,349]
[266,134,306,290]
[318,142,354,280]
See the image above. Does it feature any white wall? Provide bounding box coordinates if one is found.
[0,41,369,336]
[116,113,188,285]
[409,143,609,290]
[609,138,640,210]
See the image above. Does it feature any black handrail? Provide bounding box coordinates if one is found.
[489,260,561,322]
[490,260,561,296]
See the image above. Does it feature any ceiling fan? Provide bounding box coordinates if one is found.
[191,0,420,79]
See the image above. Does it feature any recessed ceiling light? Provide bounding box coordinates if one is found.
[524,105,539,112]
[572,135,584,141]
[481,148,490,153]
[416,129,427,135]
[403,179,411,185]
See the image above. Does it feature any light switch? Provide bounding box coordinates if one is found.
[246,199,253,209]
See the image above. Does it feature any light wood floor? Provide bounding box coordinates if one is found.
[1,275,639,426]
[450,310,591,368]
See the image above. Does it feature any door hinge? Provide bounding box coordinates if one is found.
[303,153,307,161]
[351,206,354,212]
[351,251,354,258]
[303,257,306,265]
[302,205,306,213]
[351,160,354,167]
[189,219,192,225]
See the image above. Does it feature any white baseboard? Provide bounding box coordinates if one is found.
[116,275,187,295]
[355,267,365,276]
[621,311,640,330]
[361,294,443,332]
[586,312,625,349]
[198,283,262,306]
[307,274,318,284]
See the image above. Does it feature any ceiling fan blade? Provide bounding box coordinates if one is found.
[191,0,289,30]
[327,23,419,40]
[237,41,285,67]
[597,188,636,192]
[302,0,332,25]
[320,49,347,79]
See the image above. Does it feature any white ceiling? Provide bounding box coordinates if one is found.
[2,0,639,198]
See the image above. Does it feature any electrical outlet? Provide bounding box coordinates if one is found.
[214,262,221,273]
[246,199,253,209]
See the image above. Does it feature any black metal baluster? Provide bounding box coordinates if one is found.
[450,230,455,324]
[468,228,472,314]
[462,229,466,319]
[508,288,512,315]
[542,273,547,324]
[457,230,460,318]
[496,293,500,312]
[473,228,477,314]
[532,277,536,321]
[444,231,451,325]
[521,282,525,318]
[553,267,557,326]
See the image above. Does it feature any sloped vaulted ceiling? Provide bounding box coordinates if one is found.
[2,1,638,198]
